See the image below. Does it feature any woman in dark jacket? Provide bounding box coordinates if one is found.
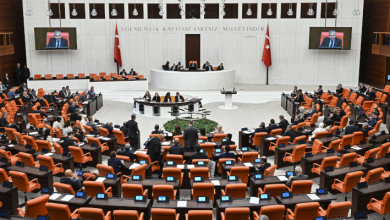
[107,151,126,174]
[163,92,172,103]
[3,73,9,88]
[152,92,161,102]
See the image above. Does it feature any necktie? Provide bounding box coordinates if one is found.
[56,41,59,48]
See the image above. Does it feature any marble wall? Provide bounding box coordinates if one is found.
[23,0,364,87]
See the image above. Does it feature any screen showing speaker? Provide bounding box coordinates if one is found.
[34,27,77,50]
[309,27,352,50]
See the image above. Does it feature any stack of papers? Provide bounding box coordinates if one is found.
[277,176,288,181]
[307,194,320,200]
[53,138,60,142]
[44,153,54,156]
[249,197,260,204]
[29,132,38,135]
[161,142,171,146]
[177,201,187,207]
[266,137,276,141]
[130,163,141,169]
[177,165,185,169]
[243,131,252,134]
[102,138,110,141]
[244,163,253,167]
[8,144,14,147]
[96,177,106,182]
[275,135,283,138]
[211,180,220,185]
[187,165,195,169]
[135,151,147,155]
[351,146,362,150]
[82,101,88,105]
[85,134,95,137]
[61,195,75,201]
[49,193,62,200]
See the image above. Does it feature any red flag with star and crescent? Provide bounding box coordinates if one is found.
[114,24,122,67]
[262,24,272,68]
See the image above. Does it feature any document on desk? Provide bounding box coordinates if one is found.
[85,134,95,137]
[96,177,106,182]
[7,144,14,147]
[61,195,75,201]
[249,197,260,204]
[187,165,195,169]
[307,194,320,200]
[243,131,252,134]
[277,176,288,181]
[102,138,111,141]
[130,163,141,169]
[177,165,185,169]
[29,132,39,135]
[53,138,60,142]
[49,193,62,200]
[211,180,220,186]
[351,146,362,150]
[82,101,88,105]
[161,142,171,146]
[135,151,147,155]
[177,201,187,207]
[44,153,54,156]
[275,135,283,138]
[244,163,253,167]
[266,137,276,141]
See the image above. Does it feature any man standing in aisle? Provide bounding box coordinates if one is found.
[22,64,30,84]
[127,114,139,148]
[183,120,198,150]
[14,63,21,86]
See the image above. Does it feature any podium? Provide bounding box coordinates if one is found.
[219,90,238,110]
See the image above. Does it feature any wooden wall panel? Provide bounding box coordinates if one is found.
[301,3,317,19]
[261,3,277,19]
[167,4,181,19]
[50,3,65,19]
[224,4,238,19]
[148,4,162,19]
[242,3,258,19]
[0,0,26,87]
[186,4,200,19]
[109,4,125,19]
[359,0,390,88]
[204,4,219,19]
[89,3,105,19]
[280,3,297,19]
[128,4,144,19]
[69,3,85,19]
[186,35,200,68]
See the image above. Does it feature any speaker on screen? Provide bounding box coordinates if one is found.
[309,27,352,50]
[34,27,77,50]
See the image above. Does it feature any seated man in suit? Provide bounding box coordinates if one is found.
[33,105,48,119]
[336,83,344,95]
[304,105,317,120]
[217,63,224,70]
[79,91,89,103]
[21,91,31,104]
[202,61,208,69]
[358,83,367,94]
[170,63,177,71]
[205,62,214,71]
[7,88,16,99]
[175,92,184,102]
[250,122,268,144]
[46,92,59,104]
[291,86,298,97]
[367,87,376,100]
[65,86,71,97]
[189,61,197,70]
[86,116,99,134]
[117,144,135,162]
[88,86,96,99]
[267,119,279,134]
[62,132,76,153]
[46,30,69,49]
[163,61,170,70]
[345,120,360,135]
[120,69,127,76]
[169,138,184,156]
[120,121,128,137]
[108,151,126,174]
[219,145,235,161]
[286,166,309,187]
[0,81,7,93]
[337,107,346,119]
[67,101,79,114]
[59,87,66,99]
[18,83,28,94]
[361,123,370,137]
[129,68,136,76]
[27,88,36,100]
[292,115,303,126]
[368,112,379,128]
[284,125,296,143]
[221,133,235,146]
[60,169,83,192]
[189,144,208,164]
[0,113,19,131]
[313,85,323,97]
[152,124,162,134]
[103,122,114,135]
[292,89,304,104]
[363,85,371,95]
[277,115,289,134]
[320,30,342,48]
[255,156,271,175]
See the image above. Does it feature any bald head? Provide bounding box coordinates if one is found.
[158,134,165,141]
[65,169,73,177]
[174,138,180,144]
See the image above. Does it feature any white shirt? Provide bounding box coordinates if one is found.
[53,121,63,131]
[62,127,72,137]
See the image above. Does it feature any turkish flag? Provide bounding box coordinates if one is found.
[262,24,272,68]
[114,24,122,67]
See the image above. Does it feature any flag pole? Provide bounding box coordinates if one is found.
[266,68,268,85]
[116,20,119,75]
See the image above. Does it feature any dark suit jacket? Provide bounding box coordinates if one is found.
[361,128,369,137]
[368,91,376,100]
[279,119,289,134]
[170,66,177,71]
[79,94,88,103]
[108,158,126,174]
[221,140,235,146]
[292,119,303,126]
[169,144,184,156]
[190,63,196,68]
[314,89,323,97]
[47,38,69,48]
[151,130,162,134]
[143,95,151,101]
[267,124,279,134]
[33,110,47,118]
[217,66,224,70]
[206,65,214,71]
[62,137,76,153]
[70,112,82,122]
[339,109,346,118]
[163,96,172,103]
[202,63,207,69]
[183,126,198,149]
[358,86,367,94]
[284,130,297,143]
[19,86,28,94]
[252,127,268,136]
[147,137,162,161]
[295,95,304,104]
[336,87,344,95]
[67,105,79,114]
[14,67,21,75]
[219,152,235,159]
[286,174,309,187]
[175,95,184,102]
[117,150,134,162]
[2,76,8,87]
[60,177,83,191]
[21,95,30,104]
[46,95,57,104]
[257,163,271,175]
[320,37,342,48]
[104,125,113,135]
[369,117,379,127]
[345,126,360,135]
[28,92,36,100]
[0,117,9,127]
[152,96,161,102]
[307,109,318,118]
[120,125,128,137]
[129,71,136,76]
[59,90,66,98]
[127,120,139,138]
[189,152,208,164]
